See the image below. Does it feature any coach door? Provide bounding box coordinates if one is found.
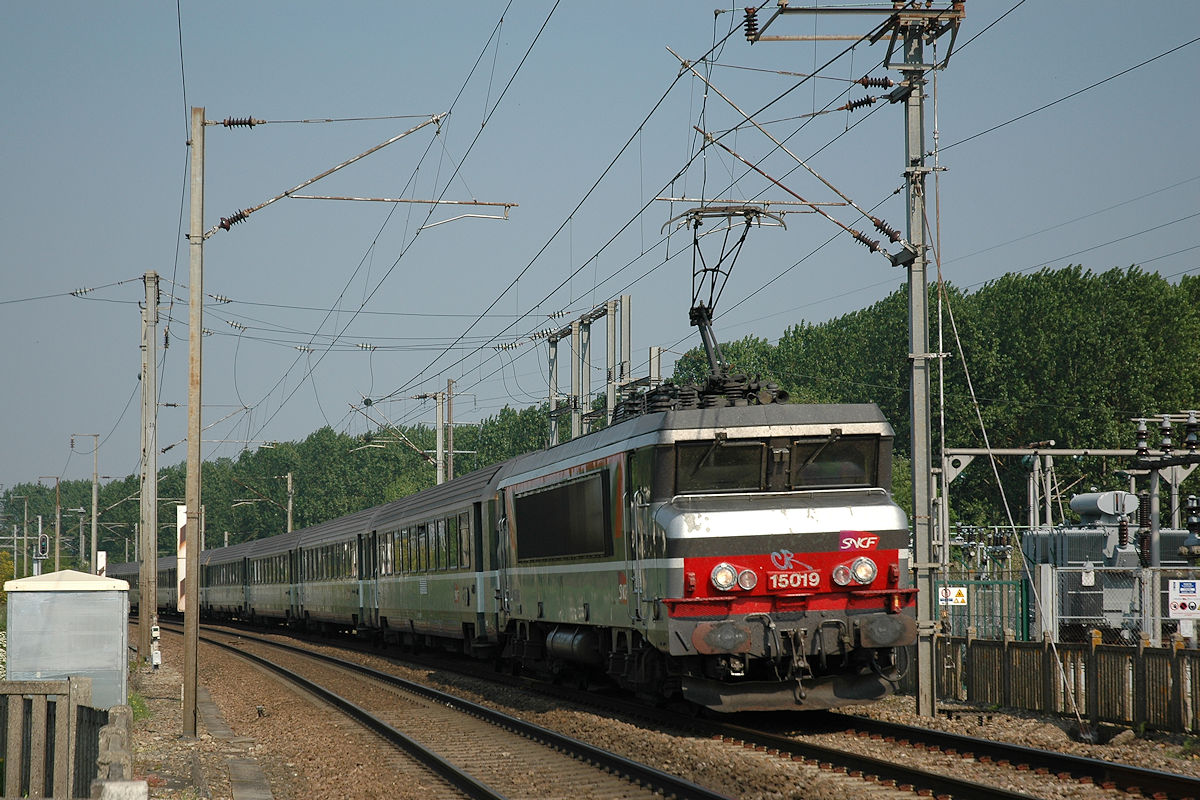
[358,532,379,629]
[288,549,301,621]
[626,486,652,625]
[242,557,251,618]
[496,510,512,624]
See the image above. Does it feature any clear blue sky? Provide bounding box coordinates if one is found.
[3,2,1198,491]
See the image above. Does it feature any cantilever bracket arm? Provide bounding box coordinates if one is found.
[660,204,785,235]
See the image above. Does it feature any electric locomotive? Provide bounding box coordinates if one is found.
[494,396,915,712]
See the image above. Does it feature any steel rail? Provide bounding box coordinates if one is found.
[191,625,735,800]
[823,712,1200,800]
[194,630,507,800]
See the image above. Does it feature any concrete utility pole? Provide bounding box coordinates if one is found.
[413,390,447,483]
[898,14,937,720]
[184,105,205,738]
[606,299,618,424]
[743,3,964,718]
[15,495,28,577]
[285,472,294,533]
[139,270,160,664]
[446,379,455,482]
[69,434,100,572]
[548,335,562,446]
[37,477,61,573]
[435,392,445,484]
[570,320,582,439]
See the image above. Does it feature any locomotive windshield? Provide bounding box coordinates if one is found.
[789,434,878,488]
[676,439,765,493]
[673,432,882,494]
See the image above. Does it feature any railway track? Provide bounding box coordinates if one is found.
[173,622,1141,799]
[165,623,733,800]
[815,711,1200,800]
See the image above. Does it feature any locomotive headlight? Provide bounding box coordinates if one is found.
[850,556,878,585]
[737,569,758,591]
[711,562,738,591]
[831,564,852,586]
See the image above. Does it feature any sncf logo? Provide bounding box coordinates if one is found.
[840,531,879,551]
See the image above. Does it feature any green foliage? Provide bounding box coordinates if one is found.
[128,691,151,721]
[890,454,912,520]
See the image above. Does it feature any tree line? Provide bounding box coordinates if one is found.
[3,264,1195,568]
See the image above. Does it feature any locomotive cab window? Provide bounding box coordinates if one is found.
[675,438,766,493]
[513,470,612,561]
[789,433,879,488]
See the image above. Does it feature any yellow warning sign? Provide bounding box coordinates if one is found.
[937,586,968,606]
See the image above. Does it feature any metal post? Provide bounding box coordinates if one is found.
[570,320,582,439]
[580,317,592,434]
[183,105,205,738]
[140,270,159,664]
[447,379,455,481]
[54,480,61,573]
[898,19,938,718]
[34,516,42,576]
[620,294,631,389]
[1043,455,1054,527]
[286,472,294,533]
[606,300,617,424]
[548,335,560,446]
[435,392,445,485]
[91,439,98,572]
[1028,457,1040,529]
[648,346,661,386]
[1149,467,1162,645]
[68,435,100,571]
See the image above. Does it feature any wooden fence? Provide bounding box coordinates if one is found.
[921,629,1200,733]
[0,676,102,798]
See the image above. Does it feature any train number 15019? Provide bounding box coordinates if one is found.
[767,571,820,590]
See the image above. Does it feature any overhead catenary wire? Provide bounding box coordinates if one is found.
[182,4,524,461]
[230,3,892,431]
[941,34,1200,152]
[372,6,878,406]
[243,0,541,442]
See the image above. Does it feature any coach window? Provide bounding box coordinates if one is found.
[461,512,472,568]
[433,520,443,571]
[676,439,766,493]
[457,511,471,568]
[416,524,428,573]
